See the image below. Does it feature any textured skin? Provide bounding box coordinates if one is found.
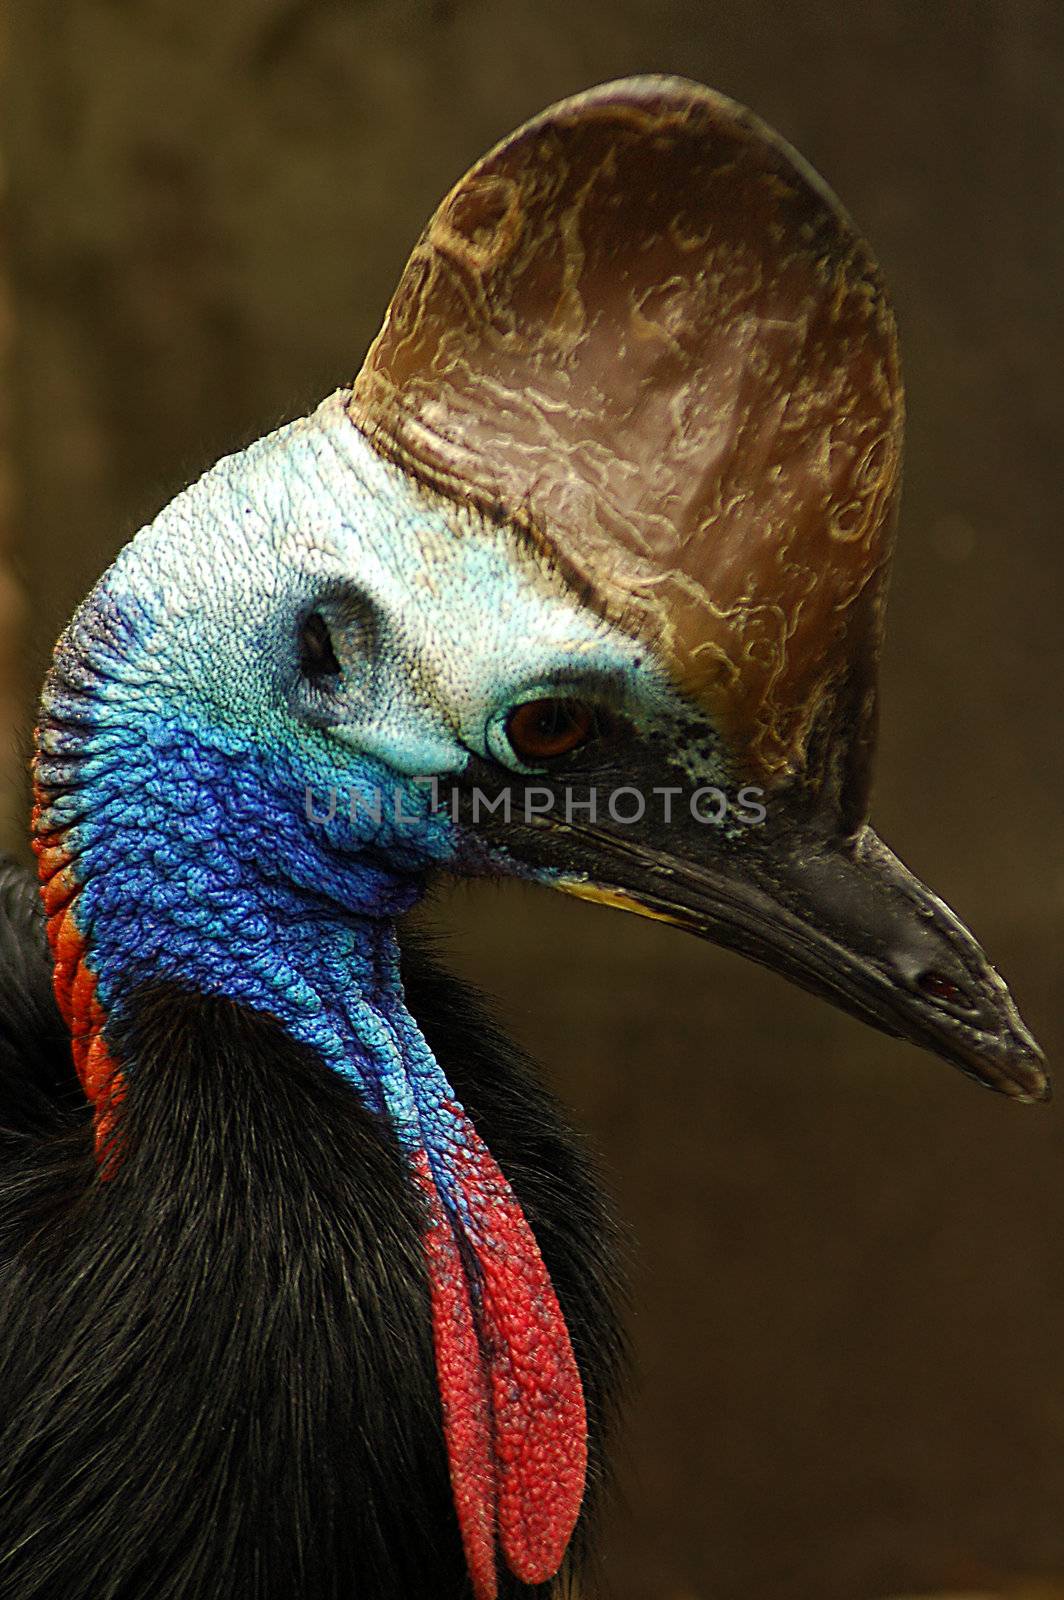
[349,76,904,797]
[27,400,651,1595]
[415,1130,587,1594]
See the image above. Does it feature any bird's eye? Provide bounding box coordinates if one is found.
[505,698,599,763]
[299,611,341,682]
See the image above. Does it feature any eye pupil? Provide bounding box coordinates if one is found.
[506,697,596,762]
[299,612,341,681]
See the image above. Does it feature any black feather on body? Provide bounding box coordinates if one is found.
[0,858,80,1142]
[0,859,626,1600]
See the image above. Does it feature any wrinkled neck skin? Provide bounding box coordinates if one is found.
[36,673,442,1129]
[30,397,588,1600]
[35,637,452,1123]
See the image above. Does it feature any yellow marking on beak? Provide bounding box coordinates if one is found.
[556,878,684,927]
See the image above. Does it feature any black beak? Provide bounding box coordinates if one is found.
[548,818,1049,1103]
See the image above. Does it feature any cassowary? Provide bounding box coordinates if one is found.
[0,77,1046,1600]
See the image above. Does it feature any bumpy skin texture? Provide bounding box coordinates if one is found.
[349,75,904,796]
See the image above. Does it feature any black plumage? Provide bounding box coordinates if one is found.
[0,855,625,1599]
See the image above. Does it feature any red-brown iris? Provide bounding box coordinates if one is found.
[505,697,597,763]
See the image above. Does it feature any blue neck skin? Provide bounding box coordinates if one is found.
[35,600,468,1178]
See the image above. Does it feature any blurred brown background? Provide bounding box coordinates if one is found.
[2,3,1062,1597]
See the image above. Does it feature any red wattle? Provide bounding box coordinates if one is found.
[416,1154,500,1600]
[414,1116,587,1597]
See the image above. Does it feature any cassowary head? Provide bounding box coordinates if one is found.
[31,77,1046,1600]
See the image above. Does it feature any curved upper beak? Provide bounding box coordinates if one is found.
[549,818,1049,1104]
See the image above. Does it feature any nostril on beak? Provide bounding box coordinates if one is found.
[915,969,974,1011]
